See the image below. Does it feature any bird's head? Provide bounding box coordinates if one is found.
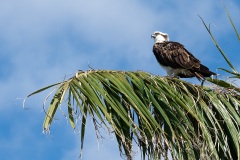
[151,31,169,43]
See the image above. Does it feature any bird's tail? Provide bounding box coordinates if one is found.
[194,64,216,80]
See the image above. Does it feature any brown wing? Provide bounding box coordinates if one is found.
[153,41,201,69]
[153,41,216,78]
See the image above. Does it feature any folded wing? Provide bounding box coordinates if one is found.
[153,42,216,79]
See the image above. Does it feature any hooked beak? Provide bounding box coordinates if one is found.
[151,34,155,38]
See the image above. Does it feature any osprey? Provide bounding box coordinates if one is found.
[151,31,216,80]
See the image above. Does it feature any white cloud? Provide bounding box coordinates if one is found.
[0,0,239,159]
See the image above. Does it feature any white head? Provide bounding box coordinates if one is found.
[151,31,169,43]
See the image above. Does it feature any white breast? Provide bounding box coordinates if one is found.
[160,64,187,77]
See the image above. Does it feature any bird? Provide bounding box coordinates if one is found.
[151,31,216,80]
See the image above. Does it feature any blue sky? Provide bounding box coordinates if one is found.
[0,0,239,159]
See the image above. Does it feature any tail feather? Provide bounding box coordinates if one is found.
[193,64,216,80]
[199,64,216,76]
[174,64,216,80]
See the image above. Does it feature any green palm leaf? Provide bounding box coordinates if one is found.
[27,70,240,160]
[224,6,240,41]
[199,15,237,73]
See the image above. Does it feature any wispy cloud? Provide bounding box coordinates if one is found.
[0,0,239,159]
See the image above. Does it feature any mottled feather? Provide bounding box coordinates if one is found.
[153,41,216,79]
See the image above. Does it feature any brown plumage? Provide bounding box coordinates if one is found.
[151,31,216,80]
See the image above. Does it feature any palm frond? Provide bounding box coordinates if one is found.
[206,78,240,93]
[27,70,240,160]
[224,6,240,41]
[199,15,238,73]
